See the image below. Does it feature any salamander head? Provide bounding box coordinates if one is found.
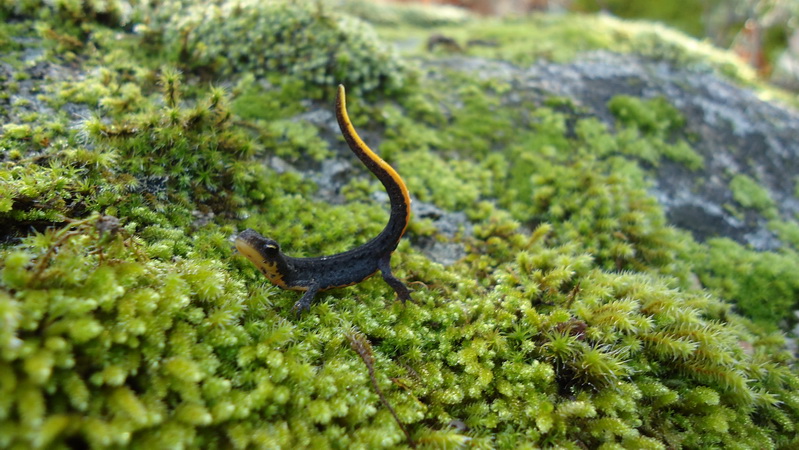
[235,228,290,288]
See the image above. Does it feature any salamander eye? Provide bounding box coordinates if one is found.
[262,242,280,258]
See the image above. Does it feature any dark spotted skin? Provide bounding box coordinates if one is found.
[236,85,412,314]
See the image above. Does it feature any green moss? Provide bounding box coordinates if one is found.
[377,13,760,88]
[693,238,799,330]
[267,119,332,162]
[337,0,473,27]
[1,4,798,449]
[607,95,704,170]
[729,174,777,217]
[2,123,32,139]
[770,220,799,251]
[83,74,260,206]
[0,0,134,30]
[230,75,305,122]
[574,0,706,38]
[0,22,23,52]
[162,0,408,97]
[660,139,705,170]
[430,90,694,279]
[609,95,685,136]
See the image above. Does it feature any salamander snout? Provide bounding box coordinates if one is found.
[235,229,281,258]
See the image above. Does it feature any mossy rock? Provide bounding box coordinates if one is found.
[1,1,798,448]
[163,0,407,96]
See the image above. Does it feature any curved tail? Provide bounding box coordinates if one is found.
[334,85,411,245]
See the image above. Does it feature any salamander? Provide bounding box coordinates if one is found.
[236,85,412,313]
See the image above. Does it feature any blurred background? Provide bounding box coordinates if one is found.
[378,0,799,90]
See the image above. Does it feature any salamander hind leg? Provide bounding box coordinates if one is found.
[378,256,412,303]
[292,284,320,315]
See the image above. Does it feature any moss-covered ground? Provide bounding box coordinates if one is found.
[1,1,798,448]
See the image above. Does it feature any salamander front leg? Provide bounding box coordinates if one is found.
[378,256,412,303]
[292,284,320,315]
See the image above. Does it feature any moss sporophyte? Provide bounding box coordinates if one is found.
[235,85,413,314]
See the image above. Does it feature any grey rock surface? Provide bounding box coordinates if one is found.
[426,52,799,250]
